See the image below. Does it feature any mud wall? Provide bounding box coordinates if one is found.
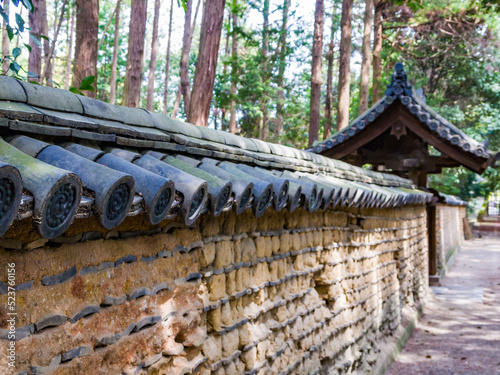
[435,204,466,275]
[0,205,428,375]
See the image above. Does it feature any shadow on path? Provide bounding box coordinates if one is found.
[386,238,500,375]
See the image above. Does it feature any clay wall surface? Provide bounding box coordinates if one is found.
[435,205,466,275]
[0,205,428,375]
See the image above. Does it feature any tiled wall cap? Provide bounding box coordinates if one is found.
[36,144,135,229]
[133,154,208,225]
[0,162,23,236]
[2,139,83,238]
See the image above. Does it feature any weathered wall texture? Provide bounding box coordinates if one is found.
[0,205,428,375]
[435,205,466,275]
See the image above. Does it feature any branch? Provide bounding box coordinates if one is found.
[97,1,120,51]
[41,0,68,83]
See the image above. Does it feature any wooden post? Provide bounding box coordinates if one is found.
[427,204,439,285]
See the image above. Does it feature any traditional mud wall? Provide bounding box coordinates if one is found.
[0,204,428,375]
[435,204,466,276]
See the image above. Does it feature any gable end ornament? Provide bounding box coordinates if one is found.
[385,62,413,97]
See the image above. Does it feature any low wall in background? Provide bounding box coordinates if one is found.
[0,205,428,375]
[435,204,466,277]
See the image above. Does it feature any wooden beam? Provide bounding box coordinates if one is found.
[397,104,489,174]
[321,102,402,160]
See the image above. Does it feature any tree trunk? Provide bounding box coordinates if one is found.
[220,8,231,131]
[372,0,383,102]
[2,0,10,74]
[41,0,51,86]
[274,0,290,140]
[259,0,270,140]
[109,0,121,105]
[308,0,324,148]
[146,0,161,110]
[72,0,98,97]
[358,0,373,114]
[324,4,337,140]
[28,0,46,81]
[228,0,238,134]
[188,0,226,127]
[180,0,194,114]
[123,0,148,108]
[64,9,75,90]
[172,83,182,118]
[173,0,200,118]
[336,0,353,131]
[163,0,174,114]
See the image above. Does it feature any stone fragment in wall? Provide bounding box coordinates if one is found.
[255,237,266,258]
[271,236,280,255]
[160,284,205,356]
[274,305,289,323]
[234,268,245,293]
[269,261,278,283]
[323,229,333,246]
[253,263,270,287]
[224,361,237,375]
[239,322,251,347]
[241,238,256,262]
[221,329,239,357]
[170,354,206,375]
[202,335,222,363]
[233,240,242,264]
[289,233,299,252]
[293,254,304,272]
[277,259,287,280]
[221,213,236,234]
[265,237,273,258]
[199,242,216,269]
[279,233,290,253]
[240,346,257,371]
[207,306,222,332]
[220,301,232,327]
[256,338,270,362]
[214,241,232,269]
[208,274,226,302]
[306,231,315,248]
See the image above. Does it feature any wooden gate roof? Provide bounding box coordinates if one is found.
[310,63,495,176]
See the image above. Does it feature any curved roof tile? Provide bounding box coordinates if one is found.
[0,78,434,241]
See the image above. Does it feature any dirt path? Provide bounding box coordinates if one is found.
[386,238,500,375]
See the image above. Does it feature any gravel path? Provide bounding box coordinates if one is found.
[386,238,500,375]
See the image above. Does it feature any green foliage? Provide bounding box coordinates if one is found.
[69,76,96,95]
[377,0,500,200]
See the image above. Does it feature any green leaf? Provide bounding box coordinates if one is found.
[79,76,96,92]
[12,47,22,59]
[6,25,14,41]
[20,0,34,13]
[15,13,25,33]
[69,87,80,94]
[177,0,187,11]
[29,80,40,85]
[10,61,21,74]
[29,33,42,48]
[24,43,32,53]
[80,75,95,87]
[0,8,9,23]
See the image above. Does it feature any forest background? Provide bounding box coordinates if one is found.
[1,0,499,203]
